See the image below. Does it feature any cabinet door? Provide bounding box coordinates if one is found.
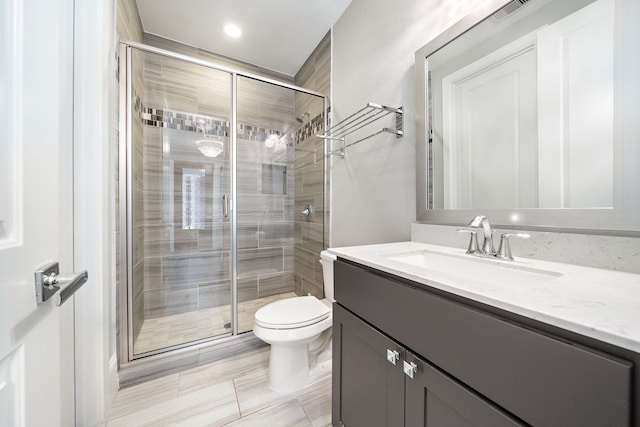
[332,304,405,427]
[404,352,525,427]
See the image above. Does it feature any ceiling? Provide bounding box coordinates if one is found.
[135,0,352,77]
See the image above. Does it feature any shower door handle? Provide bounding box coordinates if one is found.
[222,193,229,218]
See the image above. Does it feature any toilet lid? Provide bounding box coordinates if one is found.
[255,296,330,329]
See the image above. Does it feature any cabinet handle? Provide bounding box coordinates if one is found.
[386,349,400,365]
[403,360,418,379]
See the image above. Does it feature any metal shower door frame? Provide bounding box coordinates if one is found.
[117,41,329,367]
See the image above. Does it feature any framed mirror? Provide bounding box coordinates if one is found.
[415,0,640,234]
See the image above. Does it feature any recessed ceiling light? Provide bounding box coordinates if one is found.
[224,24,242,38]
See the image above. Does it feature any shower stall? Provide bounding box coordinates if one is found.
[118,42,328,364]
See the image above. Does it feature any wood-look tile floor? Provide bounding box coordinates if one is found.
[135,292,297,354]
[103,345,332,427]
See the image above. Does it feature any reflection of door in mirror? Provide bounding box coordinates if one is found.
[537,0,613,208]
[443,34,537,209]
[440,0,613,210]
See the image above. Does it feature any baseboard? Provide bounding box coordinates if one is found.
[105,353,119,418]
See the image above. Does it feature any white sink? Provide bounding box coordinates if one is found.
[385,249,563,287]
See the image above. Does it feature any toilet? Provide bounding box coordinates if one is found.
[253,250,336,392]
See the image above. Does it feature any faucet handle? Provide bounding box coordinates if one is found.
[496,233,530,261]
[457,229,480,254]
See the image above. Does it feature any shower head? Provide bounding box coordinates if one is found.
[296,111,311,123]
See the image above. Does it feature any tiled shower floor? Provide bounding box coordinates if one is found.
[134,292,297,354]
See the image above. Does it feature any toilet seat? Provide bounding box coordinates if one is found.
[255,296,330,329]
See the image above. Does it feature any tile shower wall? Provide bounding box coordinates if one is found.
[137,50,298,320]
[144,34,295,84]
[293,31,331,298]
[131,50,146,340]
[117,0,143,43]
[135,33,332,308]
[136,35,301,322]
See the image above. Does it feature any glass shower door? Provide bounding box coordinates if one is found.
[128,47,233,356]
[235,76,326,333]
[234,76,298,333]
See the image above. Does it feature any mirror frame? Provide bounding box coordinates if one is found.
[415,0,640,236]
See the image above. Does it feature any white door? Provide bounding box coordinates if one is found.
[0,0,77,426]
[442,33,538,210]
[537,0,614,208]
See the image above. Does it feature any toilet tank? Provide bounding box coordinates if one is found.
[320,251,336,302]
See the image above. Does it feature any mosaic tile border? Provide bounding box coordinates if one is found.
[295,112,325,144]
[133,91,325,144]
[133,91,292,142]
[142,108,230,138]
[133,93,295,142]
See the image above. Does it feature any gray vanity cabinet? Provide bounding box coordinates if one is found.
[404,351,524,426]
[332,259,635,427]
[332,303,405,427]
[333,303,523,427]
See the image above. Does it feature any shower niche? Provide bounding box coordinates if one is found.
[261,164,288,195]
[119,43,327,362]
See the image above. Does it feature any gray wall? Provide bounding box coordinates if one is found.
[330,0,488,246]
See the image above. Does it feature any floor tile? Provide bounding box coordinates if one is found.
[297,375,331,427]
[107,373,180,420]
[222,399,312,427]
[177,346,269,394]
[233,366,282,417]
[106,381,240,427]
[107,326,331,426]
[234,361,330,419]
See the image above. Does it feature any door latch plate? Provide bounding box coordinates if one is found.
[34,261,60,304]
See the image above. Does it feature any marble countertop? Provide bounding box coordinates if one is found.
[328,241,640,353]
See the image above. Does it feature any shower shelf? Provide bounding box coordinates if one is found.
[316,102,403,158]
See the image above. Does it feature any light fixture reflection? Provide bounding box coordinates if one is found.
[224,24,242,38]
[197,137,224,157]
[264,134,279,148]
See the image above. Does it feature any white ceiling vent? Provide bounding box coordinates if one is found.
[490,0,532,23]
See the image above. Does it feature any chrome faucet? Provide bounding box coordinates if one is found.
[468,215,495,255]
[495,233,531,261]
[462,215,531,261]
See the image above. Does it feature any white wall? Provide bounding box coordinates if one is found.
[74,0,119,424]
[330,0,494,247]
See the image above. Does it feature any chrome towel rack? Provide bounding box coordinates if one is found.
[316,102,403,158]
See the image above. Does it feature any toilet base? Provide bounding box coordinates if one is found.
[267,341,312,392]
[252,297,333,393]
